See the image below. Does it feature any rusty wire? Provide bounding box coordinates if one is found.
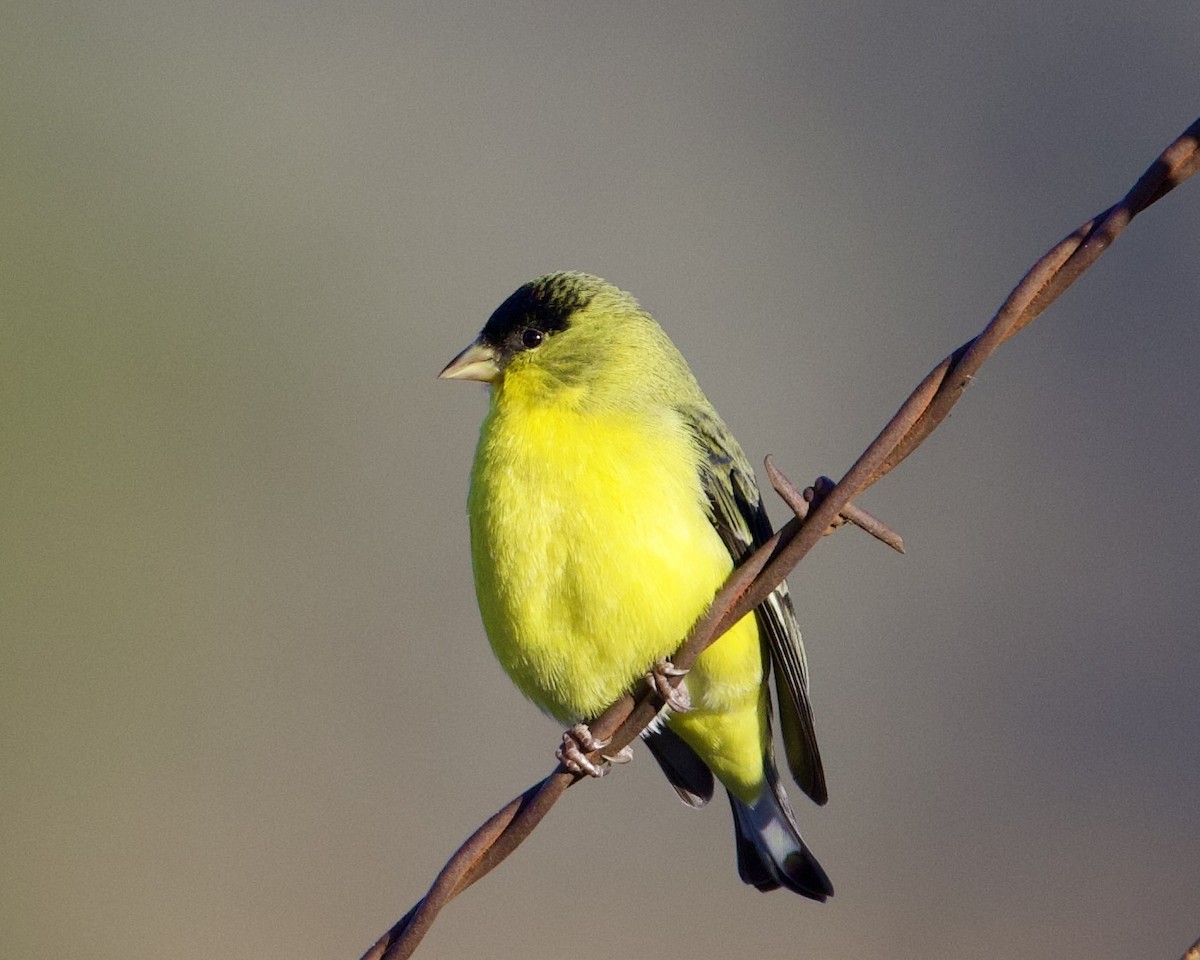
[359,116,1200,960]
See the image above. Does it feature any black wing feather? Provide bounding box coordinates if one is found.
[684,404,828,806]
[644,725,716,808]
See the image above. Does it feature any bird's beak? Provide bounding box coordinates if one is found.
[439,339,500,383]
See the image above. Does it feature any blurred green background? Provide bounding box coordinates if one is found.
[3,3,1198,958]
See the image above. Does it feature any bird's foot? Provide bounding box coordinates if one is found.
[557,723,632,777]
[646,659,691,713]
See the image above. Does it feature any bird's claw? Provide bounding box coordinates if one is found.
[601,745,634,765]
[647,659,692,713]
[557,723,619,778]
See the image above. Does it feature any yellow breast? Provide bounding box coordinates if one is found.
[468,391,735,722]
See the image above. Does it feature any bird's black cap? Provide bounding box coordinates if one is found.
[479,273,601,349]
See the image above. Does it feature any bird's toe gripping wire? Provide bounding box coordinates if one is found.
[645,659,691,713]
[556,723,633,777]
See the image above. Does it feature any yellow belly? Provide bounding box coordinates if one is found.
[468,395,769,797]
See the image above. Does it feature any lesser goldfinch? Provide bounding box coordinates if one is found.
[440,272,831,899]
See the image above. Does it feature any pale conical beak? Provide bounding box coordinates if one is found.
[438,339,501,382]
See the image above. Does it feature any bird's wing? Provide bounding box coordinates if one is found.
[684,403,828,806]
[643,724,715,808]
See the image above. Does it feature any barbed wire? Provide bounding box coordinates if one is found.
[358,115,1200,960]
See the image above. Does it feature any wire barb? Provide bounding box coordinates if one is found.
[359,115,1200,960]
[765,458,905,554]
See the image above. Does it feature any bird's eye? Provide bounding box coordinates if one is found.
[520,328,544,349]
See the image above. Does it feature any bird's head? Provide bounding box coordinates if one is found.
[439,272,683,408]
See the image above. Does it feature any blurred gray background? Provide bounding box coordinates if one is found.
[3,3,1198,958]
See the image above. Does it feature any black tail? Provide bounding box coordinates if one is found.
[727,761,833,900]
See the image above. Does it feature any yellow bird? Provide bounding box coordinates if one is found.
[440,273,831,898]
